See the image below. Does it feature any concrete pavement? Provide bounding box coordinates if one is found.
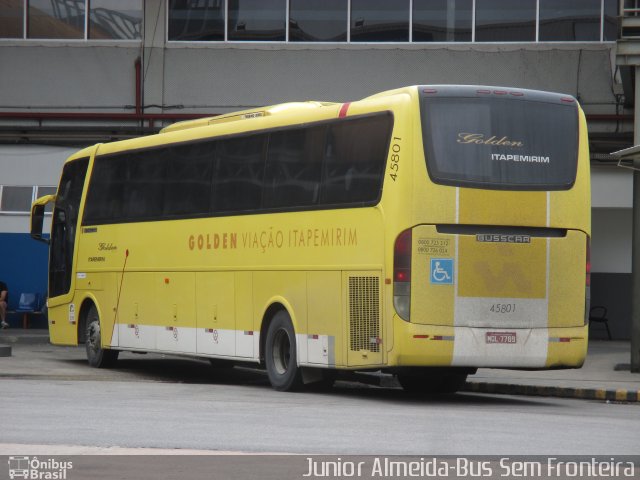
[1,328,639,401]
[467,341,640,402]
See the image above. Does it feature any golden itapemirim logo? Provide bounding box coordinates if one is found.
[457,133,524,148]
[188,227,358,254]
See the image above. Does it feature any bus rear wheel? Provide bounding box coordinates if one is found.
[265,310,302,391]
[85,304,118,368]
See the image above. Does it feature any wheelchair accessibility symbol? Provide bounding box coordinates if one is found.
[430,258,454,285]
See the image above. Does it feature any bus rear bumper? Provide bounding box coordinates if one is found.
[392,321,588,369]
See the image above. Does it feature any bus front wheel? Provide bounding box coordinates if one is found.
[85,304,119,368]
[265,310,302,391]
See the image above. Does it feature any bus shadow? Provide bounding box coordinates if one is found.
[61,354,550,408]
[328,383,549,407]
[61,355,271,386]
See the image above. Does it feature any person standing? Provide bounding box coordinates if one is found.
[0,280,8,329]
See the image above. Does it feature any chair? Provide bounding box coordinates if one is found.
[589,305,611,340]
[16,293,41,329]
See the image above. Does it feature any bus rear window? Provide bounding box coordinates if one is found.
[420,94,578,190]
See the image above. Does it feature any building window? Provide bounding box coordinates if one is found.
[37,186,57,214]
[1,1,141,40]
[350,0,410,42]
[289,0,348,42]
[28,0,85,39]
[89,0,142,39]
[604,0,618,41]
[413,0,473,42]
[0,1,23,38]
[2,0,616,43]
[227,0,286,41]
[164,0,616,43]
[0,186,33,213]
[36,186,56,196]
[475,0,537,42]
[539,0,602,41]
[168,0,225,41]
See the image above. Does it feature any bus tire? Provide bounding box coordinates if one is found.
[398,369,468,395]
[85,304,118,368]
[265,310,302,391]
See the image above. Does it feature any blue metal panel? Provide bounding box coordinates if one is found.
[0,233,49,328]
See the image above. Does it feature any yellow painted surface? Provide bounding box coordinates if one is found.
[549,110,591,234]
[117,273,157,327]
[87,274,117,347]
[547,231,587,328]
[458,236,547,299]
[545,326,588,367]
[459,190,547,227]
[196,272,236,331]
[252,271,307,334]
[391,320,455,366]
[155,272,196,329]
[47,304,76,346]
[410,226,456,327]
[307,271,344,365]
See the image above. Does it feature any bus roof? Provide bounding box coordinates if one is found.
[160,101,337,134]
[365,85,576,103]
[66,144,97,162]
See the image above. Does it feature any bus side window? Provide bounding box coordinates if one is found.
[163,141,215,217]
[320,114,391,205]
[263,126,324,209]
[83,155,127,225]
[124,151,166,221]
[213,134,267,213]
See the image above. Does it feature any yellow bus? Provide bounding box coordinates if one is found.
[31,85,590,392]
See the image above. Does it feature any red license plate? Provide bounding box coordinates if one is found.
[486,332,517,344]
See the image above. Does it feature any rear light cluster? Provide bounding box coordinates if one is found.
[394,229,412,321]
[585,237,591,325]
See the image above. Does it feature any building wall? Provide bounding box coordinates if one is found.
[591,209,632,340]
[590,166,634,339]
[0,42,617,117]
[161,44,616,114]
[0,45,138,112]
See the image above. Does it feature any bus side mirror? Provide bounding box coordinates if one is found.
[31,194,55,244]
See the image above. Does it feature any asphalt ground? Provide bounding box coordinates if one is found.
[1,329,639,402]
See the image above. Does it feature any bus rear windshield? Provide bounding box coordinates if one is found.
[421,95,579,190]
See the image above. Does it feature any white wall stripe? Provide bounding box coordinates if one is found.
[109,325,334,366]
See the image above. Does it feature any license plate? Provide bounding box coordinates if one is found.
[486,332,517,344]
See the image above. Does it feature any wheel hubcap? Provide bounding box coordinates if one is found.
[88,322,100,352]
[272,329,291,375]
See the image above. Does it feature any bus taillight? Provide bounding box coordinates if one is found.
[394,229,412,321]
